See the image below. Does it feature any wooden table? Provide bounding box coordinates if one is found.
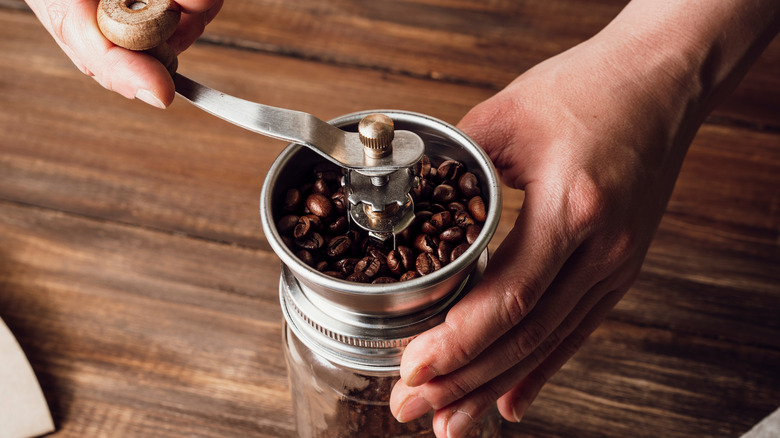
[1,1,778,437]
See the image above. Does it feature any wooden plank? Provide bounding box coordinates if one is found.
[2,201,778,437]
[3,0,777,129]
[0,201,293,437]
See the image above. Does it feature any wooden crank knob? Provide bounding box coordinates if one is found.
[97,0,181,74]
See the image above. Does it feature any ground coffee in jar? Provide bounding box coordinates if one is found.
[260,110,502,438]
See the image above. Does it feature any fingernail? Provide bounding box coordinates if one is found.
[512,405,524,423]
[408,365,437,386]
[397,396,431,423]
[135,89,165,109]
[446,410,474,438]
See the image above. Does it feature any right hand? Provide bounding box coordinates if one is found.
[25,0,223,107]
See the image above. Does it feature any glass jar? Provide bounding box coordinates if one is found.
[283,322,502,437]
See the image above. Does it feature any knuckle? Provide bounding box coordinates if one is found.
[495,276,541,329]
[506,319,549,362]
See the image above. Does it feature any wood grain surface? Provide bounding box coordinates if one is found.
[0,1,778,437]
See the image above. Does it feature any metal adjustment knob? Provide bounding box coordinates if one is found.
[359,114,394,158]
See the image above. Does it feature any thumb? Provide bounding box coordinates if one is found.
[32,0,175,107]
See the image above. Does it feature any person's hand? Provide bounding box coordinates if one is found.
[389,0,779,435]
[25,0,222,107]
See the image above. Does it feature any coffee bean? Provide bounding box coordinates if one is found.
[323,270,345,279]
[387,250,404,275]
[451,243,470,261]
[346,272,369,283]
[306,193,333,218]
[421,221,438,235]
[314,162,343,182]
[413,210,434,229]
[411,178,434,202]
[468,196,487,222]
[438,240,453,265]
[416,252,442,275]
[458,172,481,198]
[398,246,414,270]
[399,271,419,281]
[295,232,325,251]
[293,216,312,239]
[296,249,315,266]
[414,155,432,178]
[284,188,302,212]
[454,210,476,228]
[327,235,352,258]
[335,258,359,276]
[436,160,464,183]
[432,184,457,204]
[466,224,482,245]
[281,235,295,251]
[355,256,382,278]
[313,178,332,196]
[440,226,464,243]
[331,190,348,215]
[414,234,439,253]
[329,216,348,234]
[430,211,452,230]
[447,201,466,215]
[371,277,398,284]
[278,215,299,234]
[315,260,330,272]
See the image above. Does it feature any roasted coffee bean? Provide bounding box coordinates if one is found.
[305,214,324,231]
[331,190,348,215]
[327,235,352,258]
[468,196,487,222]
[411,178,434,202]
[440,226,464,243]
[386,250,404,275]
[306,193,333,218]
[355,256,382,278]
[277,214,299,234]
[335,258,359,276]
[458,172,481,198]
[430,211,452,230]
[438,241,453,265]
[296,249,315,266]
[436,160,464,183]
[432,184,457,204]
[293,215,313,239]
[416,252,442,275]
[413,210,434,229]
[313,178,332,196]
[314,162,342,182]
[430,203,447,213]
[421,221,438,235]
[414,234,439,253]
[398,246,414,270]
[466,224,482,245]
[295,232,325,250]
[346,271,369,283]
[447,201,466,214]
[323,270,345,279]
[451,243,470,261]
[371,277,398,284]
[400,271,419,281]
[414,155,432,178]
[315,260,330,272]
[284,188,302,212]
[329,216,349,234]
[281,235,295,251]
[454,210,476,228]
